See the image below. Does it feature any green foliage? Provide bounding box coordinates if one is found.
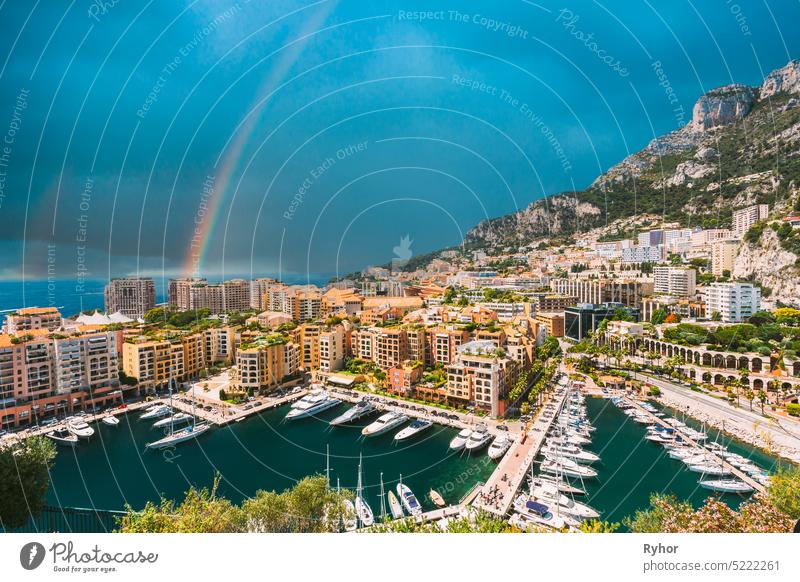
[787,403,800,417]
[117,475,351,533]
[144,307,212,328]
[0,436,57,529]
[768,466,800,519]
[371,510,520,533]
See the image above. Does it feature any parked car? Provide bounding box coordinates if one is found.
[253,401,263,407]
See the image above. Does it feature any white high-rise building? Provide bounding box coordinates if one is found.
[104,277,156,318]
[704,282,761,323]
[732,204,769,235]
[653,267,696,296]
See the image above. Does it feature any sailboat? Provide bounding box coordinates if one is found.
[354,455,374,527]
[396,475,422,517]
[146,379,210,450]
[387,490,404,519]
[338,478,357,532]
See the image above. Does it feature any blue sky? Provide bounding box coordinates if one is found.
[0,0,798,283]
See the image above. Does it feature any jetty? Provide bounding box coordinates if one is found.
[624,397,765,493]
[472,375,571,517]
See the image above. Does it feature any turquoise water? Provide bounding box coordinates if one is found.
[46,403,495,516]
[575,397,785,529]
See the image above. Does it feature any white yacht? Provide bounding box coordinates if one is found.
[47,428,78,447]
[488,434,513,460]
[540,458,598,479]
[543,444,599,464]
[530,482,599,519]
[152,412,192,429]
[387,491,404,519]
[362,412,408,437]
[101,415,120,426]
[394,419,433,442]
[512,497,580,530]
[355,496,374,527]
[396,483,422,516]
[140,404,171,420]
[449,428,472,450]
[699,479,754,493]
[66,418,95,439]
[329,401,376,426]
[285,391,341,420]
[688,463,732,476]
[464,425,492,452]
[531,476,585,496]
[145,422,211,449]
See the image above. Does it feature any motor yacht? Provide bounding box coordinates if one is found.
[512,497,581,530]
[539,458,598,479]
[449,428,472,450]
[66,418,95,439]
[362,412,408,437]
[397,483,422,516]
[543,444,600,464]
[464,425,493,452]
[394,419,434,442]
[101,415,120,427]
[140,404,171,420]
[488,434,513,460]
[47,428,78,447]
[285,391,341,420]
[329,401,376,426]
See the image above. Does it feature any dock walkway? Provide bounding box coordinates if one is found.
[625,398,765,493]
[471,379,570,517]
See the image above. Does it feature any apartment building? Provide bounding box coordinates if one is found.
[653,266,696,296]
[733,204,769,235]
[425,326,470,367]
[321,288,363,317]
[168,278,251,313]
[267,285,322,322]
[704,282,761,323]
[711,240,739,277]
[202,327,235,364]
[104,277,156,318]
[319,326,346,372]
[564,303,640,342]
[534,312,565,338]
[222,279,251,312]
[474,302,528,321]
[5,307,63,334]
[168,278,206,309]
[1,330,121,428]
[621,245,665,263]
[642,295,706,322]
[533,295,577,313]
[374,327,408,369]
[446,340,519,417]
[233,339,299,393]
[122,330,214,391]
[249,278,278,310]
[551,278,653,308]
[387,361,423,395]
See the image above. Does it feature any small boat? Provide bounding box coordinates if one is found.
[140,404,171,420]
[101,415,120,427]
[449,428,472,450]
[355,496,374,527]
[66,419,95,439]
[394,419,433,442]
[362,412,408,437]
[699,479,754,493]
[285,391,341,420]
[429,489,446,507]
[387,491,404,519]
[397,483,422,516]
[329,400,376,426]
[342,499,357,531]
[464,425,492,452]
[488,434,512,460]
[47,428,78,447]
[145,422,211,449]
[543,444,599,464]
[152,412,192,429]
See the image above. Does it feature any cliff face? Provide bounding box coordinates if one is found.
[733,229,800,307]
[464,59,800,258]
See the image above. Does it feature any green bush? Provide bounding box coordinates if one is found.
[787,403,800,417]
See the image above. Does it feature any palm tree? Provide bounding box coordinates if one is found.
[758,389,767,414]
[744,388,755,411]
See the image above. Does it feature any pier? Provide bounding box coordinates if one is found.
[624,398,765,493]
[471,377,570,517]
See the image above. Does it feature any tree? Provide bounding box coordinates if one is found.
[744,388,755,411]
[758,389,768,414]
[0,436,57,529]
[767,466,800,520]
[117,475,352,533]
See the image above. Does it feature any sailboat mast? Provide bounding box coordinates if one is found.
[356,455,363,528]
[379,472,386,522]
[325,444,330,488]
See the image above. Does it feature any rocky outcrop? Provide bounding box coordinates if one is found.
[655,159,715,189]
[465,195,601,247]
[760,60,800,99]
[688,84,756,131]
[733,229,800,308]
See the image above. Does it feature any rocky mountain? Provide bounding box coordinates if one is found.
[463,60,800,305]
